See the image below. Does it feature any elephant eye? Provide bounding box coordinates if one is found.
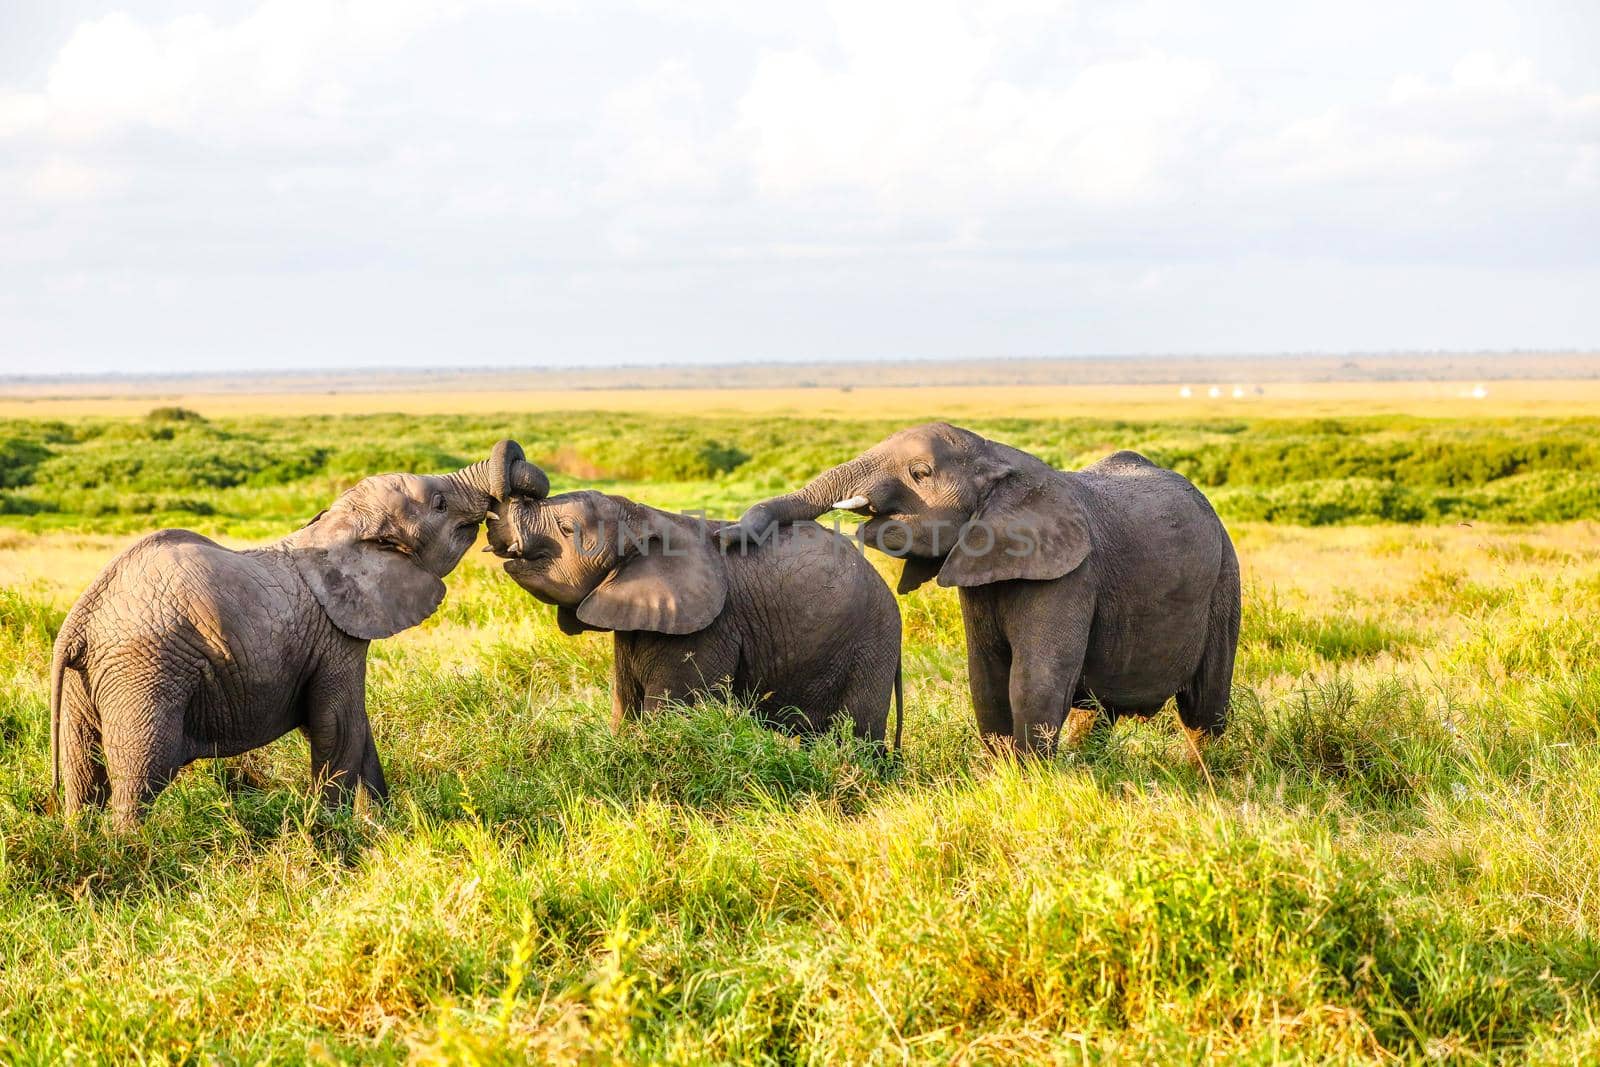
[371,536,410,555]
[557,518,574,536]
[431,493,447,512]
[910,463,933,482]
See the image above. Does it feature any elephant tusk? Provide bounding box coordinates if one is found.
[486,510,499,521]
[481,544,496,552]
[832,495,870,511]
[509,540,522,556]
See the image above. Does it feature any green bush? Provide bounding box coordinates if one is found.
[146,405,207,423]
[4,411,1600,528]
[323,444,469,480]
[0,437,51,488]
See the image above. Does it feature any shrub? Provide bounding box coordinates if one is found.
[0,437,50,488]
[146,406,207,423]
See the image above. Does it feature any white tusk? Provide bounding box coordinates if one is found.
[486,510,499,521]
[832,495,870,510]
[509,540,522,556]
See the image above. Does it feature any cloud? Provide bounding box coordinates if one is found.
[1242,50,1600,190]
[0,1,497,144]
[0,0,1595,371]
[734,1,1215,207]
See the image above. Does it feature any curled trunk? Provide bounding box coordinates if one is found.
[451,439,550,503]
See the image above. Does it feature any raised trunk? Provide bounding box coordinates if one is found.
[451,439,549,503]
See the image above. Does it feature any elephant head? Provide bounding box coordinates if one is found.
[717,422,1090,593]
[290,439,549,639]
[487,490,726,636]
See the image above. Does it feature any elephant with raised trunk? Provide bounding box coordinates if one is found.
[718,423,1240,759]
[486,490,903,747]
[50,440,549,829]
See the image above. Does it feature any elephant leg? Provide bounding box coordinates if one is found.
[1008,618,1091,758]
[303,659,383,806]
[634,636,738,716]
[102,698,190,831]
[1176,641,1238,766]
[1175,557,1241,757]
[59,671,109,815]
[610,652,644,730]
[967,643,1014,754]
[359,731,389,803]
[837,655,895,748]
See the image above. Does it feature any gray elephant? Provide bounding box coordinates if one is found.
[486,490,903,746]
[49,440,549,829]
[718,423,1239,759]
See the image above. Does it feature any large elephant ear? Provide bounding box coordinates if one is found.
[292,512,446,640]
[937,471,1092,588]
[577,516,727,635]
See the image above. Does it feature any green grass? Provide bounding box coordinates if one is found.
[3,410,1600,1062]
[4,409,1600,531]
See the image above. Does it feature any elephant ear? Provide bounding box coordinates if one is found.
[577,517,727,635]
[292,512,446,640]
[895,554,944,595]
[937,471,1092,588]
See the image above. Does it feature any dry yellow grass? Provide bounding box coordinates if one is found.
[4,378,1598,420]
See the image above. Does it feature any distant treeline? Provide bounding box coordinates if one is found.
[2,409,1598,529]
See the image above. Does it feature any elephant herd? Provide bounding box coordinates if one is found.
[49,422,1240,830]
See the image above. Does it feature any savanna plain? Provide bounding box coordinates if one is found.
[3,386,1600,1063]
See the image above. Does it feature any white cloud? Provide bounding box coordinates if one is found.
[0,0,1595,371]
[25,158,121,201]
[735,0,1215,207]
[1236,49,1600,198]
[593,60,720,198]
[0,1,493,143]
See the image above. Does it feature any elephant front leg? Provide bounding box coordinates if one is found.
[1008,620,1091,759]
[303,662,385,807]
[1008,660,1074,757]
[967,643,1015,755]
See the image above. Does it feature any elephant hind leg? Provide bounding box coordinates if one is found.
[1175,557,1242,745]
[58,669,110,815]
[101,694,193,832]
[837,653,897,748]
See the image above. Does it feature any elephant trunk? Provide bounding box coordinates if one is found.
[451,439,550,506]
[781,454,877,519]
[722,454,875,547]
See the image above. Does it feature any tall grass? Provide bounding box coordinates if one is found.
[3,411,1600,1061]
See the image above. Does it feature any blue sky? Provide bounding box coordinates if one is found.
[1,0,1597,373]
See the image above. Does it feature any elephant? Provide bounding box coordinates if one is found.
[717,422,1240,759]
[485,489,903,747]
[48,440,549,829]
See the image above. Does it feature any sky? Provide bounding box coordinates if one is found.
[1,0,1597,374]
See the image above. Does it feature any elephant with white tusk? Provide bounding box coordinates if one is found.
[49,440,549,830]
[717,422,1240,760]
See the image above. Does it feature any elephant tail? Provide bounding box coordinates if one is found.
[892,655,904,754]
[49,615,85,804]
